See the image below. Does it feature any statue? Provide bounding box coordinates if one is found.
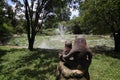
[56,35,92,80]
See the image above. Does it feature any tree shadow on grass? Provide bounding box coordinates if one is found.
[0,48,8,70]
[16,48,60,65]
[0,48,27,74]
[15,48,61,80]
[0,46,120,80]
[91,45,120,59]
[0,47,61,79]
[0,48,7,69]
[0,49,9,58]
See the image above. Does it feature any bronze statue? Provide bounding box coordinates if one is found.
[56,35,92,80]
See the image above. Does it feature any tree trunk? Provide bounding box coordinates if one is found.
[28,34,35,51]
[114,33,120,52]
[111,24,120,52]
[28,39,34,51]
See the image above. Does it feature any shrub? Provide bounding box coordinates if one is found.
[0,23,13,44]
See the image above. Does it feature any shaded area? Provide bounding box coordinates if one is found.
[91,45,120,59]
[0,36,12,45]
[0,49,8,58]
[17,48,60,79]
[0,47,61,80]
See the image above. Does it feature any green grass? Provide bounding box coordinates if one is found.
[0,34,118,80]
[0,46,120,80]
[0,46,59,80]
[90,53,120,80]
[8,34,28,46]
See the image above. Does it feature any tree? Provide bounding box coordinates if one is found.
[43,7,71,29]
[11,0,73,50]
[24,0,73,50]
[79,0,120,52]
[0,0,14,44]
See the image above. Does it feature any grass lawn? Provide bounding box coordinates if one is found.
[0,46,59,80]
[0,34,119,80]
[0,46,120,80]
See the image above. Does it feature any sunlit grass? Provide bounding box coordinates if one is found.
[90,54,120,80]
[8,34,114,49]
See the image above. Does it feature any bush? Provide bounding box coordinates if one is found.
[15,25,25,34]
[0,23,13,36]
[38,28,55,36]
[72,25,82,34]
[0,23,13,44]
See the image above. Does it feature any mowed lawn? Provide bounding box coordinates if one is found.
[0,46,120,80]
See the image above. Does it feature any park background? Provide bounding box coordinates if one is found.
[0,0,120,80]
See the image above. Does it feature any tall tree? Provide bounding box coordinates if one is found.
[24,0,72,50]
[79,0,120,52]
[11,0,73,50]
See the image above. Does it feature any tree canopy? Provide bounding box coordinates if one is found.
[79,0,120,34]
[74,0,120,52]
[9,0,74,50]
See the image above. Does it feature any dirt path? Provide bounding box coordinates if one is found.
[4,45,27,49]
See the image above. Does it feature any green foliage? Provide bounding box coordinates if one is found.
[72,24,82,34]
[0,23,13,37]
[68,16,90,34]
[76,0,120,52]
[44,15,59,29]
[10,0,73,50]
[0,0,17,44]
[42,28,55,36]
[15,25,25,34]
[8,35,27,46]
[78,0,120,34]
[69,0,120,34]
